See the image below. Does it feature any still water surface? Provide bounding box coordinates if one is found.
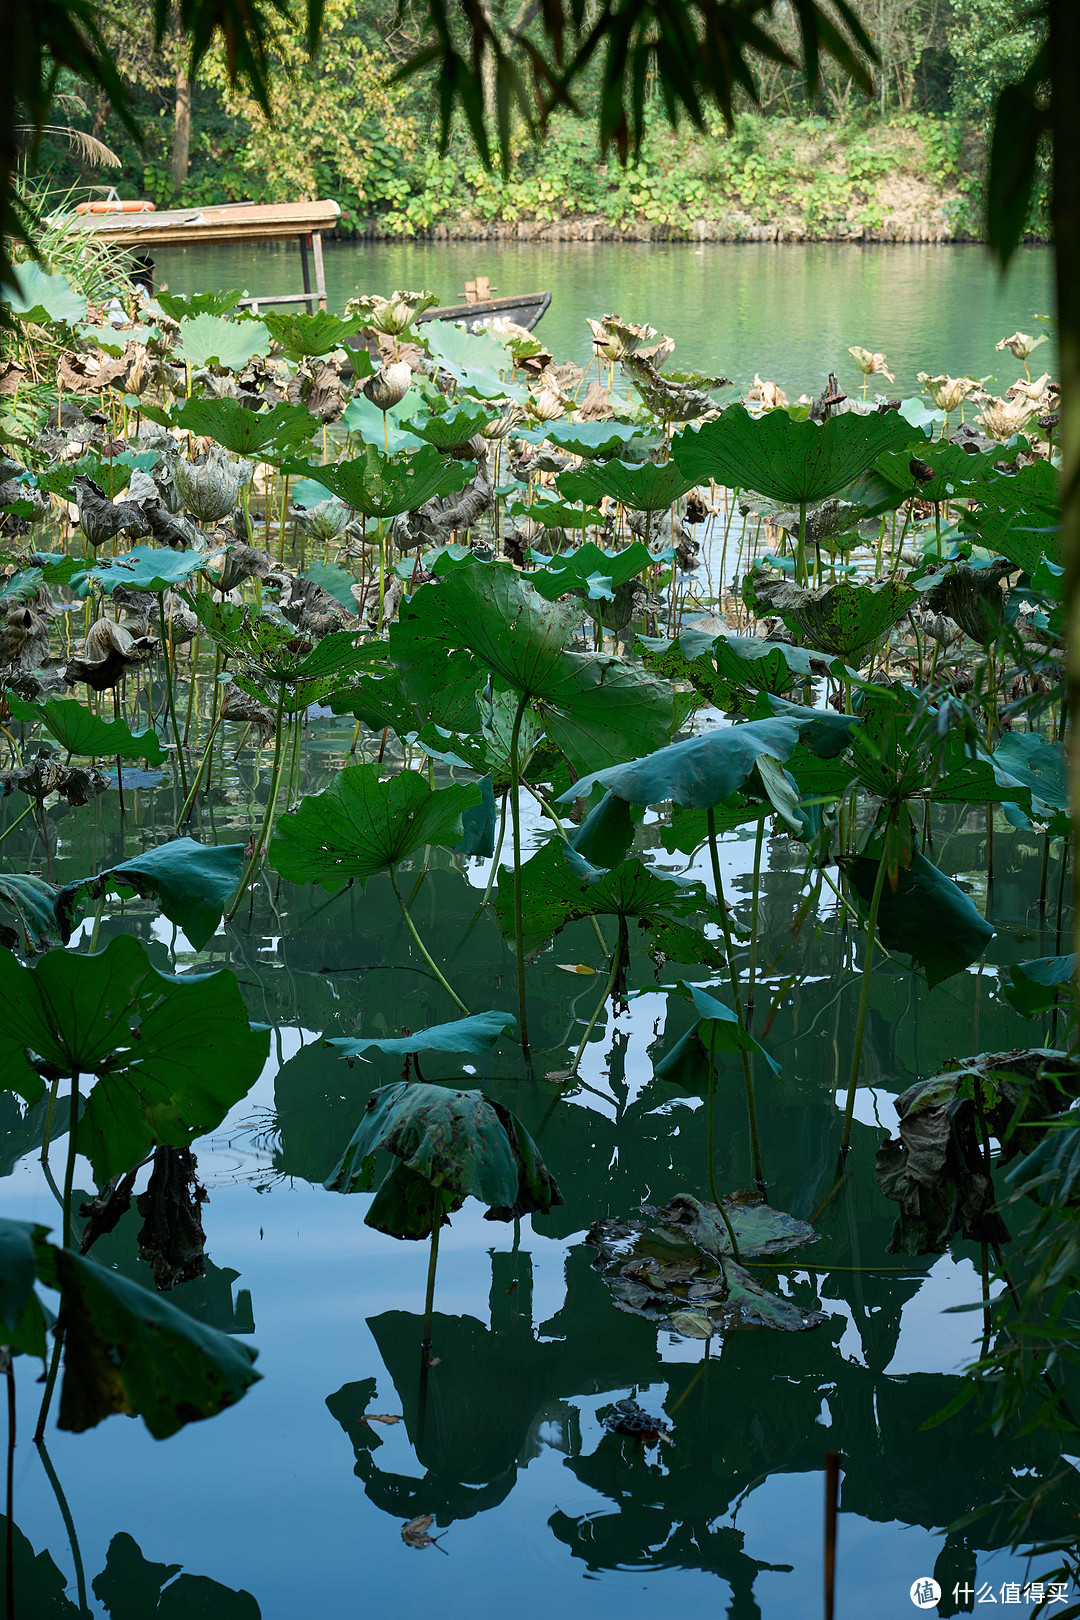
[0,243,1069,1617]
[154,238,1055,398]
[0,692,1067,1618]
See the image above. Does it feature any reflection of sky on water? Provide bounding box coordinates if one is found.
[0,547,1069,1612]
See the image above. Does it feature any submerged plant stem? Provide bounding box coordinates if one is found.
[389,868,469,1015]
[225,686,288,923]
[839,840,889,1155]
[570,929,623,1075]
[707,808,765,1189]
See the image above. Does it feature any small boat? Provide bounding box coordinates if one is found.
[418,290,551,334]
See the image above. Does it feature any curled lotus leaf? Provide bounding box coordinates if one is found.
[747,574,917,665]
[55,837,247,951]
[324,1080,562,1238]
[326,1009,517,1061]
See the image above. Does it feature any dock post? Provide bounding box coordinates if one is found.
[311,231,327,311]
[299,234,314,315]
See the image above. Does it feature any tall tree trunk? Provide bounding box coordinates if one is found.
[1050,1,1080,981]
[171,64,191,196]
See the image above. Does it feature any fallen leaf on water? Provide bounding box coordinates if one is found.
[402,1515,439,1549]
[557,963,596,975]
[364,1413,402,1426]
[543,1070,577,1085]
[669,1308,714,1339]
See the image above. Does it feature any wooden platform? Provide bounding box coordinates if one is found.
[77,199,340,250]
[78,200,340,314]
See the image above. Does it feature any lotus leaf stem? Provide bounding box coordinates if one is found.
[509,689,531,1056]
[36,1443,87,1614]
[157,592,189,801]
[707,808,766,1190]
[421,1191,443,1368]
[569,928,624,1076]
[704,1032,743,1265]
[389,867,469,1015]
[5,1357,13,1620]
[839,838,890,1155]
[225,685,288,922]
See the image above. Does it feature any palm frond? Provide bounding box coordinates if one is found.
[17,124,122,168]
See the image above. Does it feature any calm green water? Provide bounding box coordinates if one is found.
[0,698,1070,1617]
[153,238,1055,398]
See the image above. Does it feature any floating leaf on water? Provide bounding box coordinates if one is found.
[326,1009,516,1061]
[401,1514,440,1549]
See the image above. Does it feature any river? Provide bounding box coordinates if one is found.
[153,238,1056,399]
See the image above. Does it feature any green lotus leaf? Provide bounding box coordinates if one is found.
[557,458,698,513]
[405,402,493,451]
[6,694,166,765]
[569,790,637,867]
[511,500,606,532]
[326,1009,517,1061]
[0,872,60,954]
[747,574,916,665]
[421,323,521,400]
[269,761,480,891]
[155,289,243,320]
[35,1242,259,1438]
[673,404,916,503]
[543,421,644,459]
[654,982,780,1089]
[992,731,1067,830]
[82,544,207,596]
[170,398,319,458]
[526,540,653,603]
[7,263,86,326]
[557,715,807,809]
[494,838,715,962]
[283,443,472,519]
[37,451,157,502]
[390,563,675,774]
[639,629,816,702]
[262,308,366,360]
[1004,955,1076,1018]
[845,847,993,987]
[172,313,270,371]
[324,1079,561,1236]
[340,392,425,452]
[0,935,270,1179]
[192,598,377,708]
[56,838,247,951]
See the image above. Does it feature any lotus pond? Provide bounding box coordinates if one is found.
[0,267,1074,1618]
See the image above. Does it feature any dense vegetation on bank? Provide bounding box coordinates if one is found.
[30,0,1048,243]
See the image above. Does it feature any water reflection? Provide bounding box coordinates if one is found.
[336,1245,1080,1614]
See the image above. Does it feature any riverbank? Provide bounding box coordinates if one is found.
[323,114,1040,248]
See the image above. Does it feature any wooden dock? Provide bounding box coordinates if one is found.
[80,200,341,314]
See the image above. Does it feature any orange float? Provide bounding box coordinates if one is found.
[74,200,156,215]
